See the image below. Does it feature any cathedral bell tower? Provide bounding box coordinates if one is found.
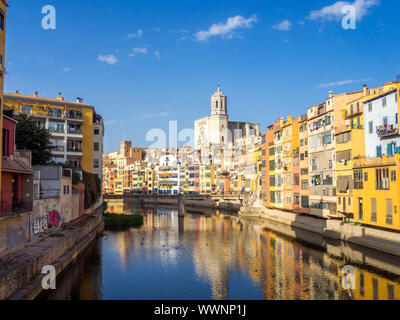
[211,86,227,116]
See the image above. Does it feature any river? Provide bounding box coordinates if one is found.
[38,200,400,300]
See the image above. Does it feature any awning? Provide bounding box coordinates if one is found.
[337,176,351,193]
[1,157,34,175]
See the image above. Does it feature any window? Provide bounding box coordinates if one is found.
[391,170,396,182]
[322,133,332,145]
[301,180,309,190]
[294,194,300,205]
[377,145,382,157]
[376,168,390,190]
[22,105,31,115]
[368,103,372,112]
[371,198,377,222]
[94,128,100,135]
[93,160,100,168]
[386,199,393,225]
[354,170,363,189]
[294,174,299,186]
[364,172,368,181]
[382,97,387,107]
[359,273,365,296]
[94,143,100,151]
[2,128,9,156]
[301,196,309,208]
[369,121,373,134]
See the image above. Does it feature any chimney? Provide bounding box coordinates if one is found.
[34,91,38,97]
[15,90,19,94]
[57,92,63,100]
[76,97,83,104]
[329,91,333,98]
[363,84,368,96]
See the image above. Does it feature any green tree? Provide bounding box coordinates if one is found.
[15,114,52,166]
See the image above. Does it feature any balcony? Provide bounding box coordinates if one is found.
[67,147,82,153]
[49,127,65,134]
[51,145,65,152]
[67,128,83,135]
[377,124,399,138]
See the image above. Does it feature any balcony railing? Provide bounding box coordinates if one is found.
[67,147,82,153]
[67,129,83,135]
[377,124,399,138]
[49,127,65,134]
[51,145,65,152]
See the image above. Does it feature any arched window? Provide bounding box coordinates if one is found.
[216,100,219,109]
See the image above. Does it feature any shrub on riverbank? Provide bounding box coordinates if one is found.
[104,214,143,230]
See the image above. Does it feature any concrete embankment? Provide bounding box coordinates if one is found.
[106,195,242,212]
[239,206,400,257]
[0,208,103,300]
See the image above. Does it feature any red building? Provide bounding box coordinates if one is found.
[1,115,33,215]
[194,165,200,194]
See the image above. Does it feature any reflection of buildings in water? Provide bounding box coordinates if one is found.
[110,202,400,300]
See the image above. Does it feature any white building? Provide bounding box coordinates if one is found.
[194,87,260,151]
[364,88,400,159]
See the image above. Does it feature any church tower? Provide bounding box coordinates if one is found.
[211,86,227,116]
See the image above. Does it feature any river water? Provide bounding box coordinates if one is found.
[38,200,400,300]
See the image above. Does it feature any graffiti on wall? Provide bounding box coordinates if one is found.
[47,210,61,229]
[32,210,62,236]
[32,216,48,236]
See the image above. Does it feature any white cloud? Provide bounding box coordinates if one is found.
[63,67,71,72]
[195,15,257,42]
[97,54,118,65]
[128,29,143,39]
[129,47,148,57]
[309,0,378,22]
[154,51,161,60]
[317,78,371,88]
[273,20,292,31]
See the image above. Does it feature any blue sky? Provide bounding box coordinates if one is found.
[5,0,400,152]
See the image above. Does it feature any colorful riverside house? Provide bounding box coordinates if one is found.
[261,127,274,207]
[335,85,380,218]
[4,92,104,179]
[1,115,34,215]
[273,117,284,209]
[353,83,400,230]
[194,164,200,194]
[292,116,302,213]
[281,115,299,212]
[307,89,364,219]
[114,178,123,195]
[298,115,309,214]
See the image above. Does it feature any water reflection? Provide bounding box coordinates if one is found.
[39,202,400,300]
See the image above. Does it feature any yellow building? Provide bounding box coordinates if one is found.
[114,178,124,195]
[352,155,400,230]
[4,92,104,177]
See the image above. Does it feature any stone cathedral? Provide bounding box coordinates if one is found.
[194,86,260,149]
